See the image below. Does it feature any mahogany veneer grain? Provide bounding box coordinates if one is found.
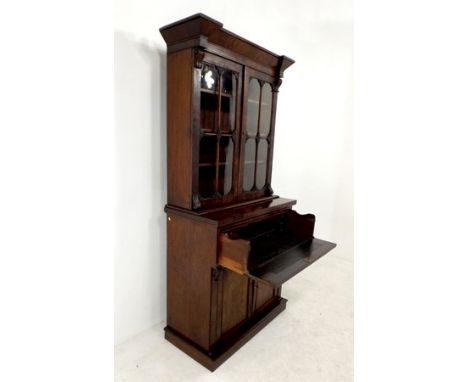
[160,14,336,371]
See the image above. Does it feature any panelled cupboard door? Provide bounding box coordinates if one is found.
[193,52,243,210]
[239,67,277,203]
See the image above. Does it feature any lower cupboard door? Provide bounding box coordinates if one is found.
[254,281,275,311]
[220,269,249,334]
[210,268,282,345]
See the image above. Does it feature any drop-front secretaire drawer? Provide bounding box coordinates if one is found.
[218,210,336,287]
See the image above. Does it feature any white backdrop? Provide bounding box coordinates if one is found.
[114,0,353,345]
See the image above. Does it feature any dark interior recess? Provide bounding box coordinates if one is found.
[222,210,335,287]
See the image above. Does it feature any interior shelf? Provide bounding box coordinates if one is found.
[199,162,231,167]
[201,88,233,97]
[218,210,336,287]
[201,131,233,136]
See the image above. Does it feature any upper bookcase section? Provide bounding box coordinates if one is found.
[159,13,295,78]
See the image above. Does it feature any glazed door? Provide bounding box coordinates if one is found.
[238,68,277,202]
[193,53,243,209]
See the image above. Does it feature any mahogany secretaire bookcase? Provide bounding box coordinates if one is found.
[160,13,336,371]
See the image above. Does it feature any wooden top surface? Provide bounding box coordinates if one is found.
[159,13,294,77]
[165,197,297,229]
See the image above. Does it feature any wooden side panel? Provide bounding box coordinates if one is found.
[167,49,193,209]
[286,210,315,239]
[221,270,249,334]
[166,213,217,351]
[218,234,250,275]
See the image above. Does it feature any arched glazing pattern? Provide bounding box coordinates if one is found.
[242,78,273,192]
[198,63,238,200]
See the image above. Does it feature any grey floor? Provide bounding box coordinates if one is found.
[115,251,353,382]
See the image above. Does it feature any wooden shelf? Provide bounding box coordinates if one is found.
[199,162,232,167]
[200,88,218,95]
[201,88,233,97]
[201,131,234,136]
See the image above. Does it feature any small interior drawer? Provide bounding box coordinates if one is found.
[218,210,336,287]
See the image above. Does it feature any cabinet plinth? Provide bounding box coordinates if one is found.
[160,14,336,371]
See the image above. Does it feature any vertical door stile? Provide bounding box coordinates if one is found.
[232,68,243,200]
[214,66,222,197]
[267,83,279,194]
[192,51,202,209]
[253,81,262,191]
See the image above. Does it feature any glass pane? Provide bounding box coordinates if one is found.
[218,137,234,195]
[199,166,216,198]
[243,138,256,191]
[220,71,237,133]
[246,79,260,137]
[200,92,217,132]
[221,70,233,94]
[201,64,218,91]
[201,65,219,132]
[199,135,217,198]
[230,75,237,131]
[199,135,217,165]
[256,139,268,189]
[259,84,272,138]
